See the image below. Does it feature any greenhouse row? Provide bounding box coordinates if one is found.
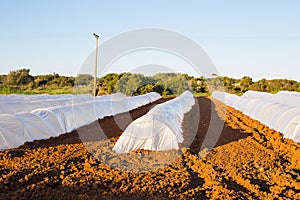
[212,90,300,143]
[0,92,161,150]
[113,91,195,153]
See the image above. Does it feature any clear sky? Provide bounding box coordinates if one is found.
[1,0,300,81]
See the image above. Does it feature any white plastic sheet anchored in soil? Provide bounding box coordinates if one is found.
[212,90,300,143]
[0,92,161,150]
[113,91,195,153]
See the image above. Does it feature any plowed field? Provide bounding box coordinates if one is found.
[0,97,299,199]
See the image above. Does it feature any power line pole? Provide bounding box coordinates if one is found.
[93,33,99,97]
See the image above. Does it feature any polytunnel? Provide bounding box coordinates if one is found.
[212,90,300,144]
[255,101,279,122]
[71,102,97,129]
[283,115,300,139]
[31,109,64,136]
[177,91,195,112]
[0,102,28,114]
[247,100,273,121]
[275,108,300,133]
[234,97,251,111]
[0,92,162,150]
[113,91,194,154]
[145,92,162,102]
[227,95,241,107]
[48,106,76,133]
[243,90,300,107]
[241,98,262,117]
[211,91,226,103]
[274,94,300,107]
[0,114,28,150]
[259,102,282,125]
[268,105,295,129]
[278,91,300,97]
[110,99,130,115]
[53,101,105,132]
[211,91,239,107]
[243,90,269,97]
[113,115,182,153]
[233,97,250,111]
[127,96,146,110]
[292,125,300,143]
[0,113,51,150]
[128,95,151,109]
[29,100,58,109]
[94,101,113,119]
[97,93,127,100]
[15,113,52,140]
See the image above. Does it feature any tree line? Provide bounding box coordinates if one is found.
[0,68,299,95]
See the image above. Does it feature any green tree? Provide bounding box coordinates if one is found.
[7,69,34,86]
[74,74,93,86]
[249,78,269,92]
[135,83,155,95]
[98,73,121,94]
[239,76,253,92]
[154,73,191,95]
[115,73,147,95]
[0,75,7,87]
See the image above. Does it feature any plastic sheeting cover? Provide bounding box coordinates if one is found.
[212,90,300,143]
[0,92,162,150]
[113,91,195,153]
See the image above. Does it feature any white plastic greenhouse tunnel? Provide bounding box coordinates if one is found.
[113,91,195,154]
[212,90,300,143]
[0,92,161,150]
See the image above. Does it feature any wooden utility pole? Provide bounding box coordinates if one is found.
[93,33,99,97]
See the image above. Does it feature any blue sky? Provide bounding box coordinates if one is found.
[1,0,300,81]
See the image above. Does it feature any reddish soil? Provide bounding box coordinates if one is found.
[0,97,299,199]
